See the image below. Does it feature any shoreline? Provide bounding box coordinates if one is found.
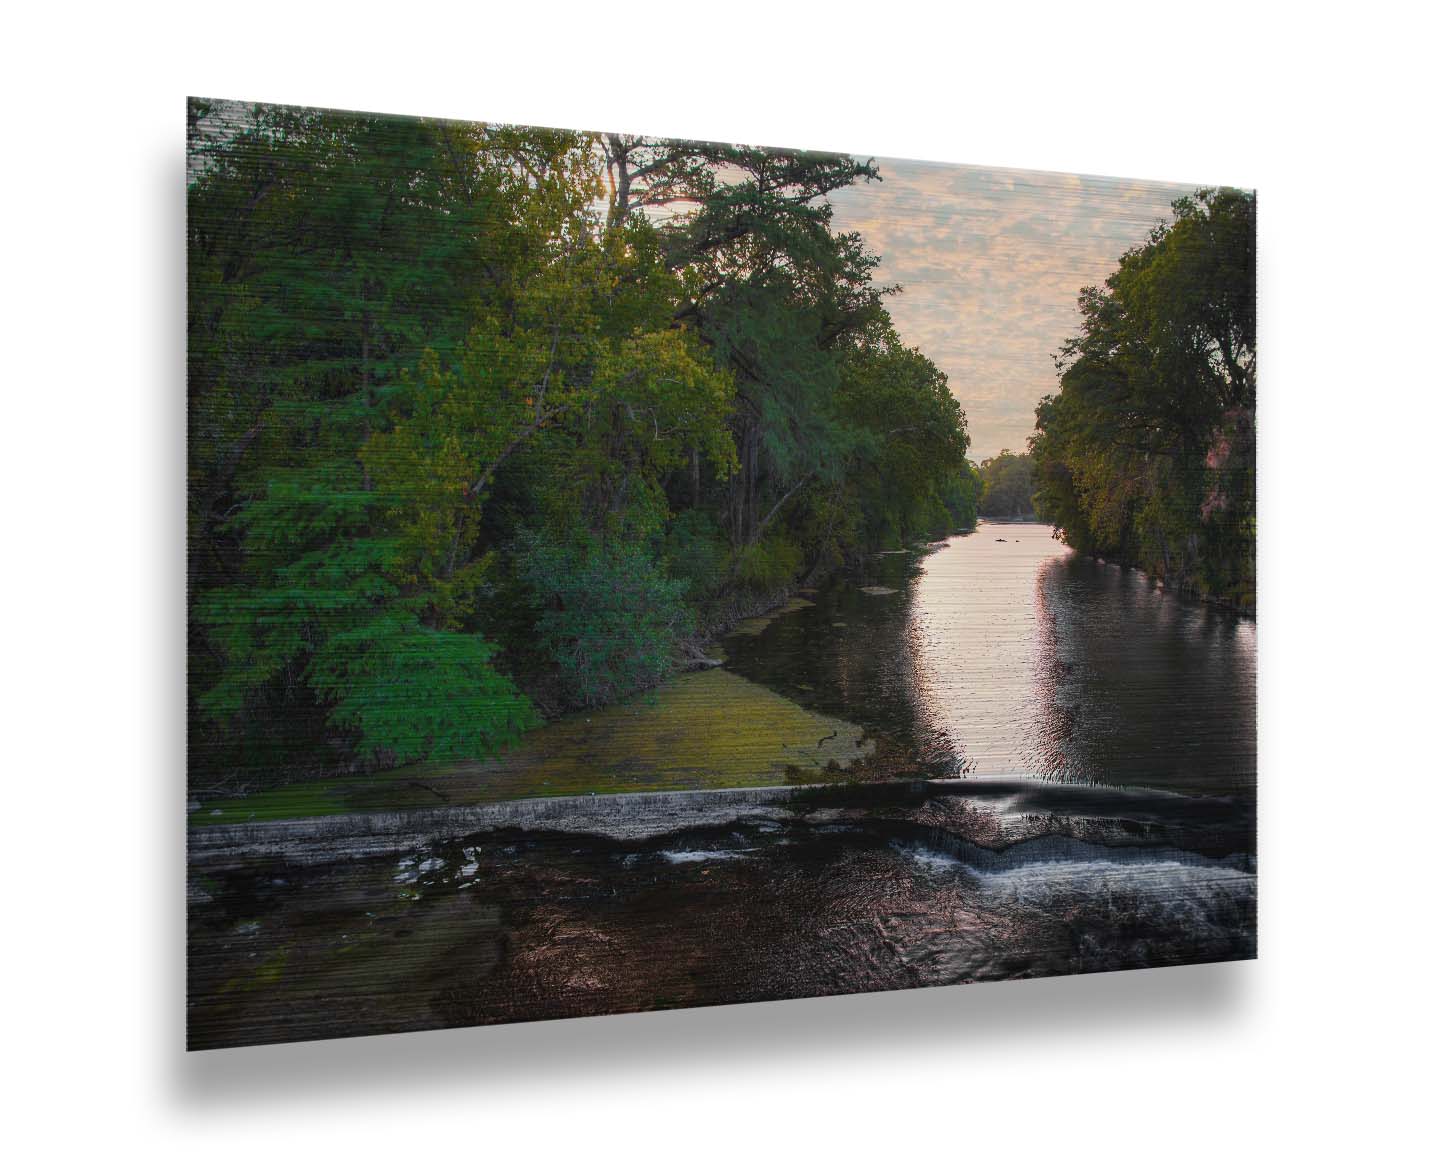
[187,537,970,815]
[189,583,810,812]
[1083,548,1256,618]
[187,544,955,825]
[189,665,874,827]
[978,516,1256,618]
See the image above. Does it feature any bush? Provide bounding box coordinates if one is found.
[733,533,803,591]
[515,529,694,708]
[662,510,730,603]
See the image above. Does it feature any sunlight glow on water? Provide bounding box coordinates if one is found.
[726,521,1255,793]
[908,523,1071,777]
[913,522,1256,790]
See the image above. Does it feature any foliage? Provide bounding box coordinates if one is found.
[188,102,588,779]
[307,613,539,765]
[188,101,979,788]
[1029,188,1256,605]
[732,534,804,592]
[662,510,730,603]
[977,451,1036,519]
[514,529,694,708]
[938,463,984,534]
[834,327,975,548]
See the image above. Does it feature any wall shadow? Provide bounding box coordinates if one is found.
[170,959,1253,1110]
[159,142,192,1086]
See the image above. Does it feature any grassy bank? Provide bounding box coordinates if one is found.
[192,641,872,826]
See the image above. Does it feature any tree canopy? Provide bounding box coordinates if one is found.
[188,101,978,787]
[1029,188,1256,606]
[977,451,1036,519]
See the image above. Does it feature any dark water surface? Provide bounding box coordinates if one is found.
[725,522,1256,793]
[189,523,1257,1048]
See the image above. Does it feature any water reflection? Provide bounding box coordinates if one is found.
[722,547,962,774]
[1033,546,1256,793]
[905,523,1071,778]
[728,521,1256,795]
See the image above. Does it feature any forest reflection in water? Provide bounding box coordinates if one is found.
[724,520,1256,795]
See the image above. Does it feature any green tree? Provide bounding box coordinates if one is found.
[188,104,982,790]
[515,529,693,707]
[188,102,588,778]
[602,139,887,546]
[1030,188,1256,605]
[978,451,1036,519]
[832,325,974,550]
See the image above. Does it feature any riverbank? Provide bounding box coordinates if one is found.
[1084,549,1256,616]
[982,516,1255,616]
[191,590,876,827]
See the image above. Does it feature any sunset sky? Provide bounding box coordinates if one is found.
[828,158,1195,462]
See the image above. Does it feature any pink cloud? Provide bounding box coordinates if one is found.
[830,157,1195,461]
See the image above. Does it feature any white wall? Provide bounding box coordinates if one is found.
[7,2,1436,1146]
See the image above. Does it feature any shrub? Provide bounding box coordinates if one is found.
[733,533,803,591]
[515,529,694,708]
[662,510,730,602]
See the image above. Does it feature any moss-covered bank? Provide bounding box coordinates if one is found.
[193,663,872,826]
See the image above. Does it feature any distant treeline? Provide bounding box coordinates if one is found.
[1030,189,1256,609]
[977,451,1036,519]
[187,101,980,784]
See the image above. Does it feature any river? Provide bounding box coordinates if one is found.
[726,521,1256,792]
[188,522,1257,1048]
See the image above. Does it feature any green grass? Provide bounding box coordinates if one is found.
[192,667,872,826]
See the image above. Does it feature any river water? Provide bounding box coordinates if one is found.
[188,522,1257,1048]
[726,522,1256,793]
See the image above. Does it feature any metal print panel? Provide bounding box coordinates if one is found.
[186,99,1256,1049]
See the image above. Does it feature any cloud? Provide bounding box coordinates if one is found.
[830,157,1194,461]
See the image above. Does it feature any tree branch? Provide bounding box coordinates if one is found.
[469,326,561,500]
[750,471,813,543]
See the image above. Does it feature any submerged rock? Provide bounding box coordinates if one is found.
[725,596,815,638]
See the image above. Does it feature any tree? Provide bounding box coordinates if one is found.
[832,325,974,549]
[978,451,1036,519]
[187,102,588,778]
[600,138,888,546]
[1029,188,1256,605]
[188,104,982,789]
